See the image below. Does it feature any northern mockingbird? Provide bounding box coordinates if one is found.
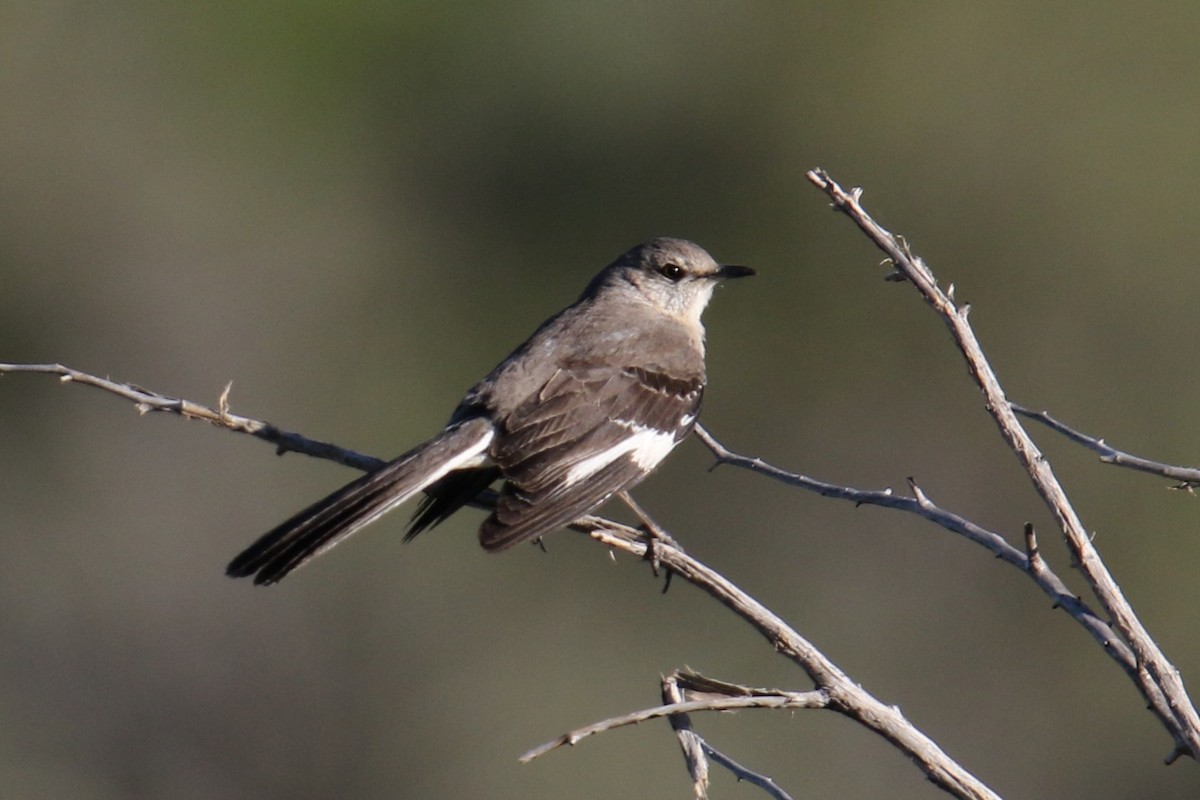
[227,237,753,584]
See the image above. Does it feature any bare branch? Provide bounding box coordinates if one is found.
[696,421,1192,741]
[694,424,1148,694]
[576,518,1004,800]
[663,672,797,800]
[700,742,795,800]
[671,671,800,699]
[518,692,828,763]
[0,362,385,473]
[806,167,1200,759]
[3,361,1005,798]
[1013,404,1200,488]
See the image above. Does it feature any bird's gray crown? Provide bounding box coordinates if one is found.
[583,237,754,324]
[616,237,723,277]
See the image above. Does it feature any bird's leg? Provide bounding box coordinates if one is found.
[616,490,679,587]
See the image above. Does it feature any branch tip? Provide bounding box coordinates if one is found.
[1165,745,1190,765]
[218,381,233,421]
[1023,523,1041,571]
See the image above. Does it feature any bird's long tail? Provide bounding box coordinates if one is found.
[227,417,494,585]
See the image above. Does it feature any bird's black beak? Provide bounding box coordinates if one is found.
[718,264,756,279]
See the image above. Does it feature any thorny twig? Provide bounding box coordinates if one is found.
[805,167,1200,762]
[1013,404,1200,490]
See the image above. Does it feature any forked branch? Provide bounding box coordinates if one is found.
[1013,404,1200,489]
[805,168,1200,760]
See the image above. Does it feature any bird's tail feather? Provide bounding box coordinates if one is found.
[227,417,494,585]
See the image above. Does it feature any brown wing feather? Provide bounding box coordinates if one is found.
[479,364,703,551]
[480,457,646,551]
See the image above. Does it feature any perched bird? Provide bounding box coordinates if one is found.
[227,238,753,584]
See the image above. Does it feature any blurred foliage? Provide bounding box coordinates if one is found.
[2,2,1200,798]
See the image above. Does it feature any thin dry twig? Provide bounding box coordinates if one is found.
[663,671,798,800]
[0,362,385,473]
[700,741,796,800]
[693,423,1182,732]
[806,167,1200,760]
[696,428,1136,652]
[575,516,1003,800]
[1013,404,1200,489]
[519,692,827,763]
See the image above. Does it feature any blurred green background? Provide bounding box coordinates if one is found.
[3,2,1200,798]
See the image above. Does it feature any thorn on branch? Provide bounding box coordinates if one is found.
[906,477,931,507]
[880,257,906,282]
[218,381,233,423]
[1165,745,1189,765]
[1023,523,1042,574]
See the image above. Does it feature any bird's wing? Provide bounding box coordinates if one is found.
[479,364,703,551]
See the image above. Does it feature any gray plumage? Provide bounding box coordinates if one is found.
[227,237,752,584]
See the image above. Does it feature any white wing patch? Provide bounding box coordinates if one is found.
[564,423,678,486]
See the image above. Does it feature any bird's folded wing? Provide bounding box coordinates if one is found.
[479,364,703,550]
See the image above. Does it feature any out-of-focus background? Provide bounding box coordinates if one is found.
[3,3,1199,798]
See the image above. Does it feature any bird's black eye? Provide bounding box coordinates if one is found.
[658,262,685,281]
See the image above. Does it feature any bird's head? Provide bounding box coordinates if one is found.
[592,237,754,324]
